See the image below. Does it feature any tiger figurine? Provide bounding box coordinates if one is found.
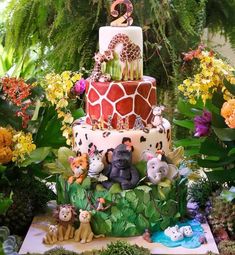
[68,153,89,184]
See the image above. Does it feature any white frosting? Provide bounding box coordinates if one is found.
[73,118,171,164]
[99,26,143,80]
[99,26,143,54]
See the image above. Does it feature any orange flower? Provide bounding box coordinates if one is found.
[0,146,13,164]
[0,128,13,147]
[1,77,32,128]
[221,99,235,128]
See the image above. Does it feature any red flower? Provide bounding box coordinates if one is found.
[1,77,32,128]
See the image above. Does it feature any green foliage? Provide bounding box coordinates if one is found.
[100,241,150,255]
[188,178,220,207]
[10,172,56,214]
[174,79,235,183]
[57,176,188,237]
[206,0,235,48]
[0,193,12,215]
[2,0,209,85]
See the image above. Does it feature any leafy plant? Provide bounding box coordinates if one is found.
[0,226,21,255]
[188,178,220,208]
[174,48,235,183]
[100,241,150,255]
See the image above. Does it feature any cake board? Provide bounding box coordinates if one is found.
[19,212,219,255]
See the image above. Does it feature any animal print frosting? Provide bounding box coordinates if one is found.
[86,76,156,129]
[73,118,171,164]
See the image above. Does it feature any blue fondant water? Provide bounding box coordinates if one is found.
[151,220,204,249]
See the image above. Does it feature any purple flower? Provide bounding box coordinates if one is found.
[73,79,86,95]
[194,110,212,137]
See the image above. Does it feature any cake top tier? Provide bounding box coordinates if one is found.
[88,0,143,82]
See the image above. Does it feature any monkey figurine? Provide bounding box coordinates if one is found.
[102,144,139,190]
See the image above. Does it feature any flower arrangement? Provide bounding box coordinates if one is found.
[0,127,36,165]
[175,46,235,183]
[0,77,32,128]
[41,71,85,145]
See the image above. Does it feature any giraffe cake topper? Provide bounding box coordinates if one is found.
[110,0,134,27]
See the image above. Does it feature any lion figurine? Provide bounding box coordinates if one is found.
[53,204,77,242]
[74,209,104,243]
[68,153,89,184]
[43,225,58,244]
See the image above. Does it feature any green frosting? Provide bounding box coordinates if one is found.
[56,169,188,237]
[103,52,142,81]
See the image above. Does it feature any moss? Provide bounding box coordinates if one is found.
[100,241,150,255]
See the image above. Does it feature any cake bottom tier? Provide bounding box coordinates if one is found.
[73,118,171,164]
[56,176,188,237]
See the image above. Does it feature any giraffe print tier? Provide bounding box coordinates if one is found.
[85,76,156,129]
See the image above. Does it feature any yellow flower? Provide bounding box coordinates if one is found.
[42,71,83,143]
[71,73,82,82]
[12,131,36,163]
[61,71,71,80]
[56,98,69,109]
[63,113,74,124]
[178,50,234,104]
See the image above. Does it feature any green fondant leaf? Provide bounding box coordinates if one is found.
[111,206,122,222]
[81,177,91,189]
[160,217,171,230]
[134,161,147,179]
[109,183,122,194]
[136,185,152,193]
[136,214,149,231]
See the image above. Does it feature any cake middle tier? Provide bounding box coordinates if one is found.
[86,76,156,129]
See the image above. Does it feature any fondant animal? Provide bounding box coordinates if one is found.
[179,226,193,237]
[142,229,152,243]
[108,33,141,63]
[88,152,108,182]
[89,51,113,82]
[43,225,58,244]
[68,153,89,184]
[53,204,77,242]
[151,105,165,133]
[102,144,140,190]
[164,225,184,242]
[74,210,104,243]
[147,156,169,184]
[142,150,179,184]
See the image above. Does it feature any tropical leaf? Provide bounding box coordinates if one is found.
[173,119,194,130]
[213,127,235,141]
[224,78,235,95]
[205,169,235,182]
[20,147,52,167]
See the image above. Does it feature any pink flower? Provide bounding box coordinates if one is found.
[73,79,86,95]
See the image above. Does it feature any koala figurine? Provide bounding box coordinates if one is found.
[164,225,184,242]
[151,105,165,133]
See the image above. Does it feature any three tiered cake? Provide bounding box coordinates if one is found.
[57,0,187,237]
